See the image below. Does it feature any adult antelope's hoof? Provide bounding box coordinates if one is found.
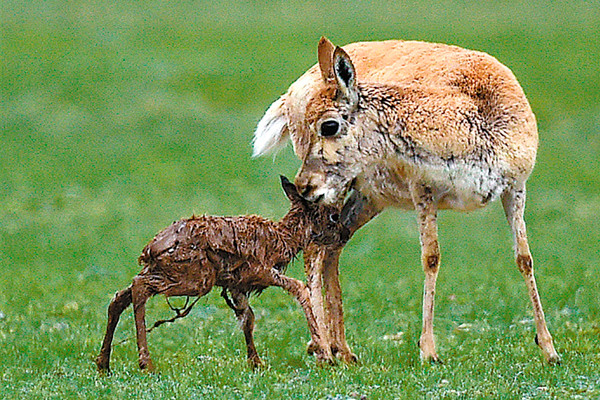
[419,354,444,365]
[535,334,561,365]
[306,340,319,355]
[419,349,444,364]
[418,339,443,364]
[426,355,444,365]
[315,353,337,367]
[335,350,358,365]
[546,355,561,366]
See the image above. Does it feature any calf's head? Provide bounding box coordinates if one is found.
[280,175,349,246]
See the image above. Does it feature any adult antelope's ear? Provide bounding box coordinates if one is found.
[333,46,358,108]
[318,36,335,83]
[280,175,304,204]
[253,96,289,157]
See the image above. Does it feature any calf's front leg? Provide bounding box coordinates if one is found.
[272,271,334,365]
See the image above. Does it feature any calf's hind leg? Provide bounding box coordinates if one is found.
[96,286,132,372]
[131,276,155,371]
[221,289,262,367]
[502,185,560,364]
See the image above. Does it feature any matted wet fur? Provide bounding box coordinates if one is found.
[95,176,348,372]
[254,37,559,365]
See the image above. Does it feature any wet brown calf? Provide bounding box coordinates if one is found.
[95,176,347,372]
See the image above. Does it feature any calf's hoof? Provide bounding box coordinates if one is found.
[307,340,336,366]
[315,353,337,367]
[248,356,264,369]
[338,351,359,365]
[95,356,110,374]
[139,359,155,372]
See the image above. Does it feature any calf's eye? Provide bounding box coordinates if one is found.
[320,120,340,137]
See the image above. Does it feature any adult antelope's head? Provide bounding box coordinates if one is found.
[253,37,384,205]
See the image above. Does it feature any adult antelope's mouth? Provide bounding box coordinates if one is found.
[348,177,357,190]
[312,194,325,203]
[298,187,324,203]
[296,172,353,205]
[304,187,339,205]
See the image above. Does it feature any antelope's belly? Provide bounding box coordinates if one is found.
[357,159,510,211]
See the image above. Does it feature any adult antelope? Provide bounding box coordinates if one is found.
[253,37,560,364]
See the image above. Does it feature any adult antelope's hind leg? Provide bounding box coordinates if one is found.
[222,289,262,367]
[502,185,560,364]
[321,248,355,363]
[410,182,442,363]
[95,285,132,372]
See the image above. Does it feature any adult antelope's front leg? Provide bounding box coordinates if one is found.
[303,243,330,358]
[304,244,357,363]
[410,182,442,363]
[502,185,560,364]
[305,190,380,364]
[326,191,380,363]
[321,248,355,363]
[305,244,357,364]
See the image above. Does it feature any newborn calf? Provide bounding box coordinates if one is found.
[96,176,348,372]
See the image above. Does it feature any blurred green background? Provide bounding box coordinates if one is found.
[1,1,599,398]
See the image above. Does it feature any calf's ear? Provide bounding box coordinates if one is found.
[280,175,303,203]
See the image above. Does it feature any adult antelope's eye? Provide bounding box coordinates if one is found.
[319,120,340,137]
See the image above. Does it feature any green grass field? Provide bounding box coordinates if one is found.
[2,1,599,398]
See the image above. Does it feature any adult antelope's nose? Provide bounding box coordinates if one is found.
[294,174,316,200]
[300,185,316,199]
